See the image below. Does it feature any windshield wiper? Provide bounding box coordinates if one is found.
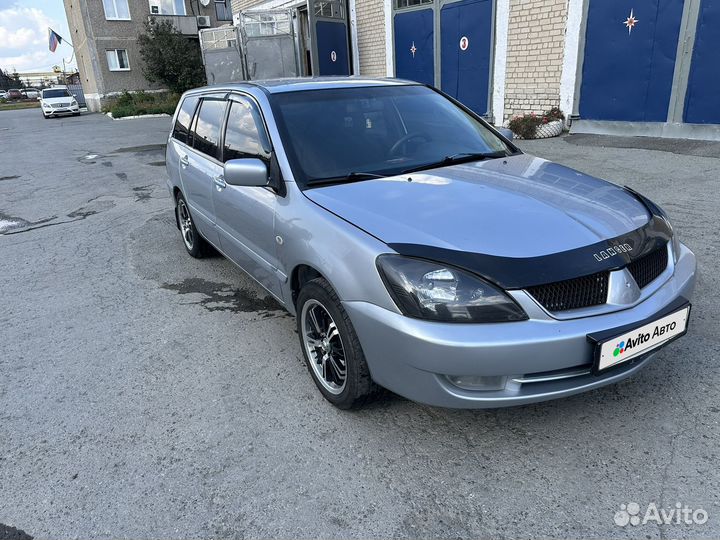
[402,150,508,174]
[305,171,386,188]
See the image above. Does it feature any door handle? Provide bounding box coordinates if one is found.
[180,154,189,168]
[214,174,227,191]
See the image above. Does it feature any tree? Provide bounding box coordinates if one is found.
[11,68,23,88]
[138,19,206,94]
[0,68,12,90]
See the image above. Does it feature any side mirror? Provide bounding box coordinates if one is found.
[497,127,514,141]
[223,158,269,187]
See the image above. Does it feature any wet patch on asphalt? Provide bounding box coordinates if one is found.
[0,211,55,234]
[0,175,20,181]
[115,172,128,181]
[0,200,114,235]
[77,153,101,164]
[133,185,154,202]
[0,523,33,540]
[160,277,284,313]
[67,208,98,219]
[101,161,113,167]
[114,144,166,154]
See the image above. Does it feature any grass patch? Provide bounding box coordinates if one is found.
[105,91,179,118]
[0,100,40,111]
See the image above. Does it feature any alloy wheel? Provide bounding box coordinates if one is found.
[301,299,347,394]
[177,199,194,250]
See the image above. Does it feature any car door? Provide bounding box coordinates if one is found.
[212,94,283,299]
[177,96,227,246]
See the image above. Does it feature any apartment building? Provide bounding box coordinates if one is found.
[231,0,720,139]
[64,0,234,111]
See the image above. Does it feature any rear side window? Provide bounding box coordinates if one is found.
[172,96,199,144]
[223,98,271,162]
[191,99,226,158]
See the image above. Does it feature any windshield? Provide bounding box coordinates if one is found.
[42,89,71,99]
[271,85,514,187]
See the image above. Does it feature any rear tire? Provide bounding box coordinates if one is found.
[175,192,209,258]
[296,277,382,409]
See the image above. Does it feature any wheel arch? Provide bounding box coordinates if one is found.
[290,264,325,310]
[172,187,183,230]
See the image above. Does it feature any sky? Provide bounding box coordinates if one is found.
[0,0,77,74]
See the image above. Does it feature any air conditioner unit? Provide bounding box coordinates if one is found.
[148,0,161,14]
[197,15,211,27]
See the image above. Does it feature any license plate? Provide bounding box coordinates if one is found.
[595,305,690,372]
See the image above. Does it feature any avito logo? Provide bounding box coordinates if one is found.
[613,320,679,358]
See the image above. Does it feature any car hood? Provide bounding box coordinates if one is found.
[303,154,650,258]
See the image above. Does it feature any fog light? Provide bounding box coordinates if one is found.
[446,375,507,391]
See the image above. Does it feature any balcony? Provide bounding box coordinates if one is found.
[148,14,198,35]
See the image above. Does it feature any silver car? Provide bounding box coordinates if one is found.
[165,78,696,409]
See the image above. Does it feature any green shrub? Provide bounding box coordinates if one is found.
[105,91,179,118]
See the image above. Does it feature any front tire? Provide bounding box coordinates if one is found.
[175,193,209,258]
[297,277,381,409]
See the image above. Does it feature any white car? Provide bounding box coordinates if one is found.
[23,88,40,99]
[40,87,80,118]
[0,90,7,100]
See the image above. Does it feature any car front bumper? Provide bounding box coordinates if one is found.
[44,105,80,116]
[344,243,697,408]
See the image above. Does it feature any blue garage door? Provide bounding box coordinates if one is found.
[316,20,350,75]
[440,0,492,115]
[394,8,435,86]
[684,0,720,124]
[579,0,685,121]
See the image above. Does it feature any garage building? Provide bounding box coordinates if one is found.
[231,0,720,139]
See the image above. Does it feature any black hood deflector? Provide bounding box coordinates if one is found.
[388,188,672,289]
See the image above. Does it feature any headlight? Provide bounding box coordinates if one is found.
[71,99,77,105]
[376,255,528,323]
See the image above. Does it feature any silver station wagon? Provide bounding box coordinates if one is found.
[165,78,696,409]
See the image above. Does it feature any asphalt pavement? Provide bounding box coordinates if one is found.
[1,109,718,539]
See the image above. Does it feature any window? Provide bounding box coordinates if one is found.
[241,12,292,37]
[151,0,186,15]
[102,0,130,20]
[191,99,226,158]
[395,0,432,9]
[313,0,344,19]
[42,89,72,99]
[106,49,130,71]
[215,0,232,21]
[223,99,271,162]
[172,96,199,144]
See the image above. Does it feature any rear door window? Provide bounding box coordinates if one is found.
[172,96,199,145]
[190,99,227,159]
[222,97,272,162]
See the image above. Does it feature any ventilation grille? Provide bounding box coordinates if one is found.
[628,246,669,289]
[527,271,609,312]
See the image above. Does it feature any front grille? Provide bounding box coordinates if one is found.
[527,271,609,312]
[628,246,669,288]
[52,103,71,108]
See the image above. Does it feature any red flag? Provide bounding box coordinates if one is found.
[48,29,62,52]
